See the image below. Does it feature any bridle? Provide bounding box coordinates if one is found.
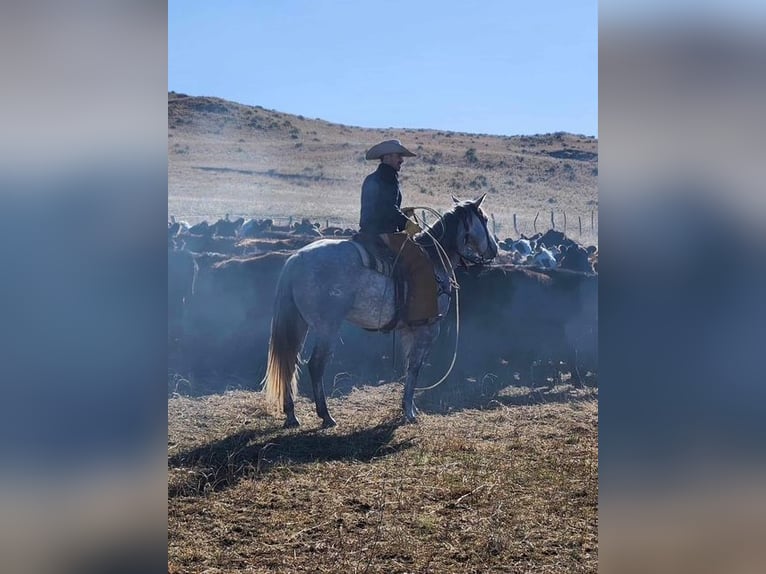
[411,202,495,266]
[458,207,494,265]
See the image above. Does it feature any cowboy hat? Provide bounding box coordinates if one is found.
[364,139,416,160]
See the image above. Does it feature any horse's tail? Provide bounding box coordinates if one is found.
[263,254,307,413]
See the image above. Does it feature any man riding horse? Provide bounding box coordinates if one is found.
[262,139,498,427]
[359,139,439,326]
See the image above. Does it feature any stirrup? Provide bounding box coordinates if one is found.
[407,315,442,327]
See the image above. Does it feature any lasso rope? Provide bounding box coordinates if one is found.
[403,206,463,392]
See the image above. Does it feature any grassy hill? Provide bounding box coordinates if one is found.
[168,92,598,244]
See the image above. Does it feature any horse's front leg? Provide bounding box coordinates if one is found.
[307,334,337,428]
[400,325,439,423]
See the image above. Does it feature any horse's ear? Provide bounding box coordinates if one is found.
[474,193,487,207]
[451,194,460,204]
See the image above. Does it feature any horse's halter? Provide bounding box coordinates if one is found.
[458,206,495,265]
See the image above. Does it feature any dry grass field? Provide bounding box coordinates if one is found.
[168,92,598,572]
[168,384,597,573]
[168,92,598,245]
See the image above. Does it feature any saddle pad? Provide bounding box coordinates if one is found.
[349,238,405,332]
[349,240,395,278]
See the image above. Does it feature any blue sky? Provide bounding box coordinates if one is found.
[169,0,597,137]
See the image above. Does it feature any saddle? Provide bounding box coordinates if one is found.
[350,233,407,332]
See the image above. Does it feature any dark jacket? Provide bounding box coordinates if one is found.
[359,163,410,234]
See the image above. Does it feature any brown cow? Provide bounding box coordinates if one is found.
[168,244,197,371]
[183,251,291,380]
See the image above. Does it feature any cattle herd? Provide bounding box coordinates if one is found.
[168,215,598,396]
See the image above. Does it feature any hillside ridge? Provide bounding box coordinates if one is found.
[168,92,598,243]
[169,91,597,140]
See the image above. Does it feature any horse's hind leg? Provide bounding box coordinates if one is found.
[283,392,300,428]
[308,333,338,428]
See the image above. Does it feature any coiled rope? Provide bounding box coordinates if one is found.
[403,206,462,392]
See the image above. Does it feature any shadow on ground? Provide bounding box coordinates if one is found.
[168,418,410,497]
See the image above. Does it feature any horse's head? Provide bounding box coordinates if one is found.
[451,194,499,265]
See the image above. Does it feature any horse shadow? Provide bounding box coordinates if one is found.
[168,418,411,497]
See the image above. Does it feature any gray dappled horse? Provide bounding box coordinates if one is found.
[263,195,499,427]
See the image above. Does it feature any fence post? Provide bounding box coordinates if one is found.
[563,211,567,233]
[513,213,518,235]
[533,211,539,232]
[491,213,496,236]
[579,215,582,236]
[550,210,555,230]
[591,210,594,231]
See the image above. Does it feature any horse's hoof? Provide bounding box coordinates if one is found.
[284,418,300,429]
[402,404,419,424]
[321,417,337,429]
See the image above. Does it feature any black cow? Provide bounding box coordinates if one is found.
[211,216,245,237]
[536,229,577,250]
[559,243,596,273]
[430,264,597,387]
[188,220,212,236]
